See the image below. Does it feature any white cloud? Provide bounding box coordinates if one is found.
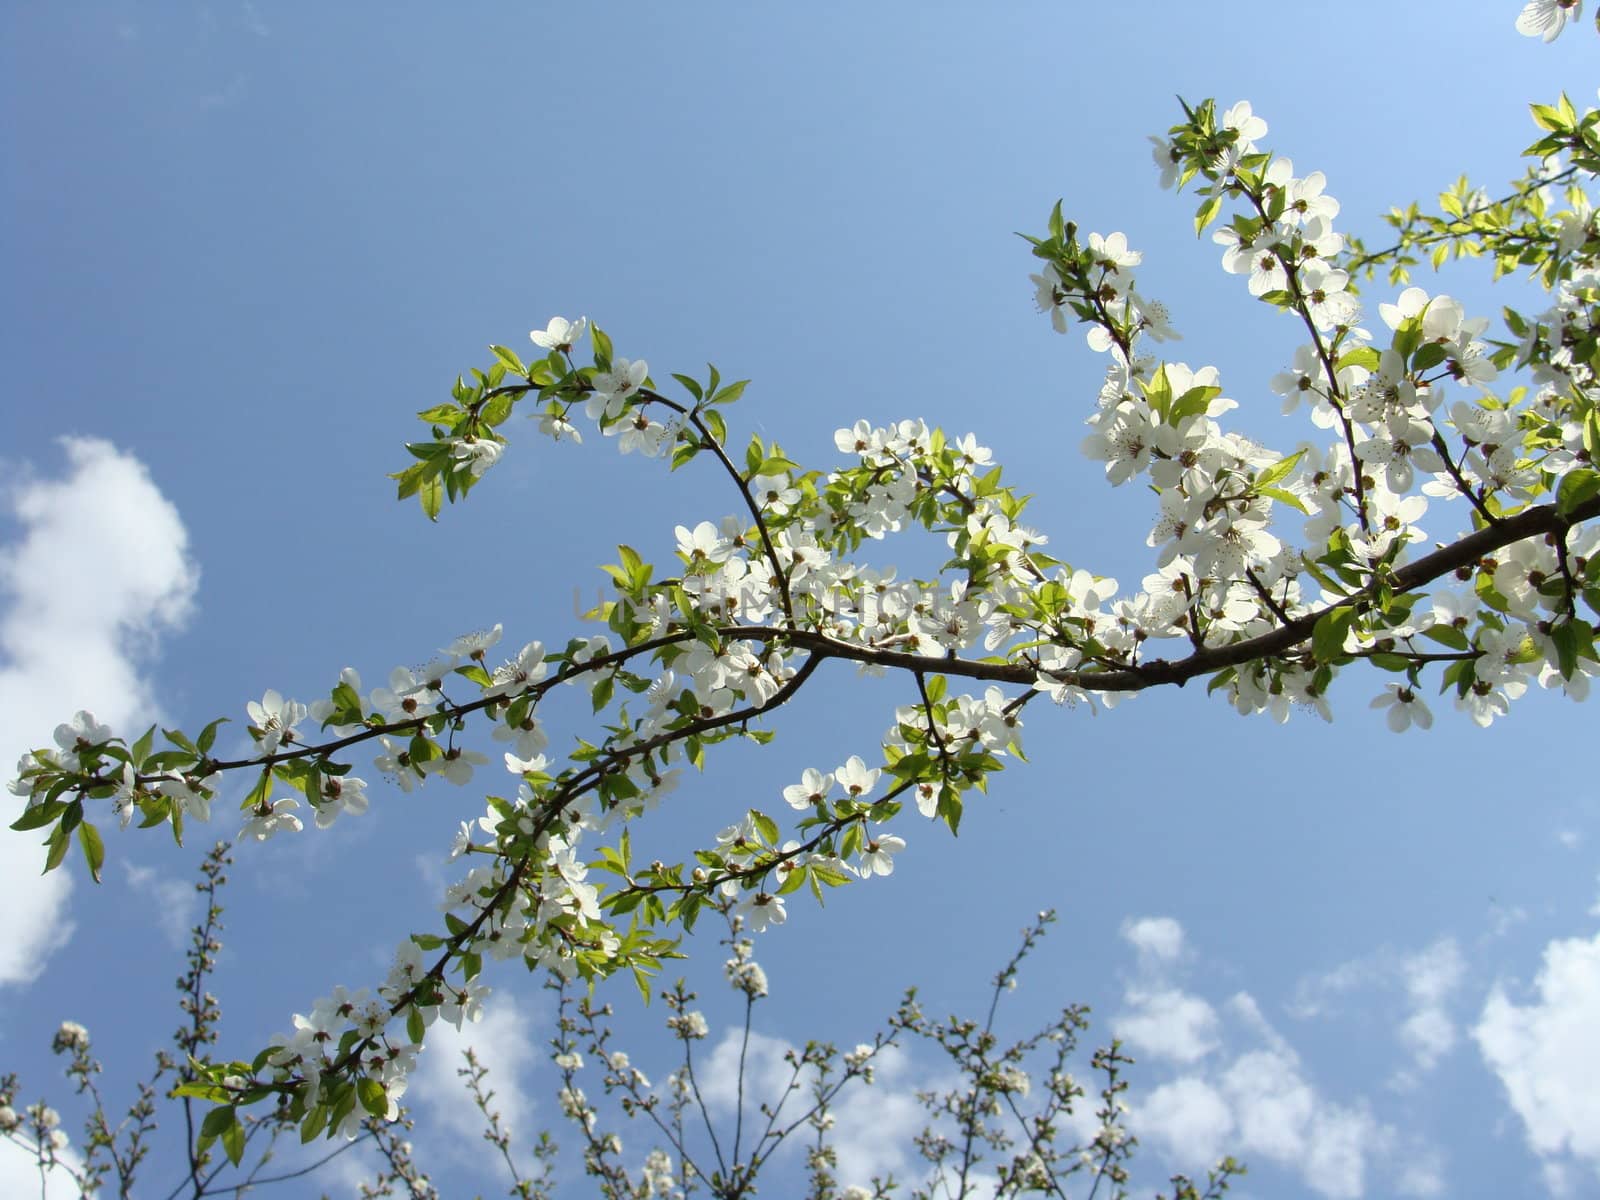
[1138,1019,1393,1200]
[1122,916,1184,963]
[1393,939,1465,1084]
[1396,1148,1447,1197]
[825,1045,927,1189]
[413,1000,540,1148]
[695,1030,930,1191]
[1556,830,1581,850]
[1138,1076,1234,1165]
[0,1138,84,1199]
[1475,931,1600,1186]
[1287,938,1466,1085]
[1121,919,1412,1200]
[0,438,198,989]
[1287,956,1377,1020]
[1115,988,1220,1065]
[696,1026,801,1115]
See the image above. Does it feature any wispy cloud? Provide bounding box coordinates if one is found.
[1286,936,1468,1088]
[123,862,204,951]
[1393,940,1465,1086]
[0,438,198,988]
[1119,917,1437,1199]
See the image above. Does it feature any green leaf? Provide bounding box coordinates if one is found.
[940,787,963,835]
[754,455,797,477]
[299,1104,328,1143]
[455,663,493,689]
[711,379,748,406]
[1336,346,1381,373]
[415,403,464,424]
[1411,342,1447,372]
[1421,623,1470,651]
[1311,605,1356,663]
[420,473,443,521]
[1530,103,1567,133]
[129,724,156,768]
[201,1104,238,1139]
[77,822,105,884]
[406,1005,426,1044]
[391,460,432,501]
[221,1117,245,1166]
[691,411,722,449]
[172,1081,231,1102]
[1170,384,1221,425]
[10,800,64,832]
[1258,485,1309,514]
[1556,468,1600,517]
[481,392,516,427]
[242,769,273,815]
[490,344,527,376]
[357,1077,389,1118]
[195,717,228,756]
[591,673,615,713]
[591,325,614,369]
[1254,448,1305,491]
[671,372,704,401]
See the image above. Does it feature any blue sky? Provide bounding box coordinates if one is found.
[2,2,1598,1197]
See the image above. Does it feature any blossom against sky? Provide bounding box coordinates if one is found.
[2,3,1598,1196]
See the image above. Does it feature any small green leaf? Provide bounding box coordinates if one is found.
[1411,342,1447,372]
[357,1077,389,1118]
[489,344,526,376]
[591,325,614,369]
[77,821,105,884]
[1421,623,1470,651]
[299,1104,327,1143]
[481,392,515,426]
[1255,448,1305,491]
[172,1081,230,1102]
[1311,605,1356,663]
[420,474,443,521]
[711,379,748,405]
[201,1105,238,1139]
[130,724,156,767]
[415,403,464,424]
[11,800,64,833]
[1258,485,1310,513]
[1193,193,1222,236]
[455,663,493,689]
[195,717,227,756]
[1556,468,1600,517]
